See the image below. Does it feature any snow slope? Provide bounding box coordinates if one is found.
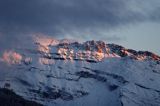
[0,38,160,106]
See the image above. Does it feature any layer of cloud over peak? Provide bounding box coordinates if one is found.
[0,0,160,52]
[0,0,159,35]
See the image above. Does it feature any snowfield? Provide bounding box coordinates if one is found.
[0,38,160,106]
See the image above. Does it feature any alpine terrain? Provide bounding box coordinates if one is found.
[0,36,160,106]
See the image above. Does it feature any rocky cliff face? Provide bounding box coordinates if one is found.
[0,37,160,106]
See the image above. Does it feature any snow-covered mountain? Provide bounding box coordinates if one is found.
[0,37,160,106]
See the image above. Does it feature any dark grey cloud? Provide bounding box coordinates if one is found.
[0,0,127,34]
[0,0,160,51]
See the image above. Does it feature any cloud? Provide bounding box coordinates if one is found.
[0,50,22,65]
[0,0,127,33]
[0,0,159,51]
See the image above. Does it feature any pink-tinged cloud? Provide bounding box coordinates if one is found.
[0,50,22,65]
[34,35,59,53]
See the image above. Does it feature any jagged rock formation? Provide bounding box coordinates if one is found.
[0,37,160,106]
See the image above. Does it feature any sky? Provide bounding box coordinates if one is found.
[0,0,160,55]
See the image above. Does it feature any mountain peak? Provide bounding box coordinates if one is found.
[1,38,159,66]
[0,38,160,106]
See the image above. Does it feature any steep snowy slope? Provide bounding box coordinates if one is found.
[0,37,160,106]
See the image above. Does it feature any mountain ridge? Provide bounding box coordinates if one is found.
[0,38,160,106]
